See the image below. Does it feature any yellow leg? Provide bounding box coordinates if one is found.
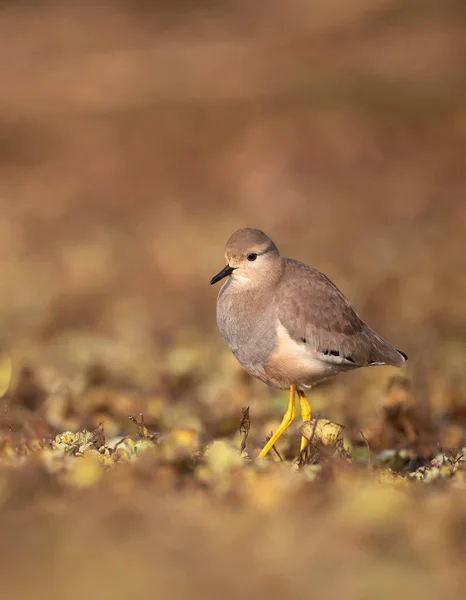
[298,390,312,452]
[258,384,296,459]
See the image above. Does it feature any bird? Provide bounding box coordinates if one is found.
[210,228,407,460]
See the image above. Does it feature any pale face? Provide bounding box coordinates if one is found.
[210,228,282,288]
[224,247,276,284]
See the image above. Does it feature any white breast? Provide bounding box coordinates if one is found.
[263,322,356,389]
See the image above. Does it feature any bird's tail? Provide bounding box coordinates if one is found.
[367,328,407,367]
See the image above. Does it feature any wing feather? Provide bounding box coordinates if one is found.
[275,259,405,368]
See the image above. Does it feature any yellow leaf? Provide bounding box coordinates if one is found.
[63,453,103,488]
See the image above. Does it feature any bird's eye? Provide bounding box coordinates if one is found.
[247,253,258,262]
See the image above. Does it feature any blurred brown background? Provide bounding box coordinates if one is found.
[1,1,466,599]
[2,0,465,365]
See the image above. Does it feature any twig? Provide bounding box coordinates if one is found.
[90,421,106,450]
[129,413,157,440]
[239,406,250,455]
[264,431,284,461]
[360,430,372,469]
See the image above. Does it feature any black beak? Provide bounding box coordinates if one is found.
[210,265,235,285]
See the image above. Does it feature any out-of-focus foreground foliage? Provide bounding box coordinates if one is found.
[0,1,466,599]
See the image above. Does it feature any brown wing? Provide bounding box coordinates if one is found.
[275,259,405,367]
